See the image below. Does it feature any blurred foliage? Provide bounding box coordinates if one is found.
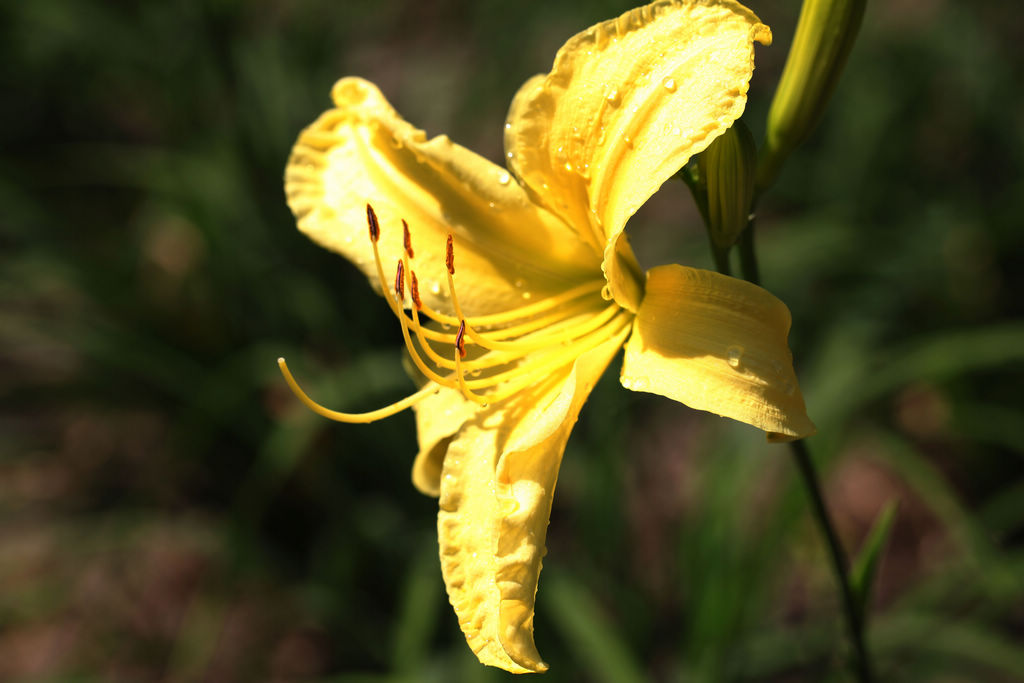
[1,0,1023,681]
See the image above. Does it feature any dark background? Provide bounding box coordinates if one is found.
[2,0,1023,681]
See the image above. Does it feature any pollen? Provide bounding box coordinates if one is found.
[455,320,467,358]
[395,259,405,300]
[410,271,422,310]
[445,234,455,275]
[278,208,632,421]
[366,203,380,242]
[402,219,414,258]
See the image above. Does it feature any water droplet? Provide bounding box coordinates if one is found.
[506,151,515,160]
[564,162,573,172]
[513,278,525,289]
[430,282,442,295]
[662,77,677,92]
[498,172,511,185]
[605,89,621,106]
[622,377,646,392]
[726,345,744,369]
[521,291,532,300]
[624,136,634,149]
[488,201,496,209]
[505,122,512,130]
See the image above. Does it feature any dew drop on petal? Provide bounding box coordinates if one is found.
[726,345,744,369]
[521,291,532,300]
[498,171,511,185]
[430,282,442,295]
[662,77,677,92]
[513,278,525,289]
[605,89,621,106]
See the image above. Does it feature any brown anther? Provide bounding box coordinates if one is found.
[402,219,414,258]
[445,234,455,275]
[394,259,405,299]
[455,320,467,358]
[366,204,380,243]
[410,271,421,310]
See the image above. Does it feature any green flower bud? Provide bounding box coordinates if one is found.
[758,0,867,190]
[699,119,757,249]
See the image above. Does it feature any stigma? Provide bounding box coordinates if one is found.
[278,204,632,422]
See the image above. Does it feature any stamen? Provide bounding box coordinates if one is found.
[366,203,380,242]
[395,259,405,300]
[460,315,633,402]
[402,219,414,258]
[277,357,436,423]
[416,279,604,329]
[349,210,632,412]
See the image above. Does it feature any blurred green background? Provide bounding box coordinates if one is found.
[2,0,1023,681]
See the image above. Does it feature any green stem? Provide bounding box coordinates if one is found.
[790,440,873,683]
[731,215,873,682]
[711,243,732,277]
[737,218,760,286]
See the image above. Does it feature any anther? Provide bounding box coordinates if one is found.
[455,320,467,358]
[445,234,455,275]
[402,219,414,258]
[410,271,421,310]
[395,259,405,300]
[366,204,380,242]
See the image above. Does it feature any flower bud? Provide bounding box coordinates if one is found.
[758,0,866,190]
[698,119,757,249]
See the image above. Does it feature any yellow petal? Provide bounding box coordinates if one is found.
[621,265,814,441]
[436,329,627,672]
[504,0,771,311]
[285,77,600,318]
[411,384,479,497]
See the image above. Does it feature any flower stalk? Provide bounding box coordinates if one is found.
[689,1,873,676]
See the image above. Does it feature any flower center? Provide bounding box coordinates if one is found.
[278,204,633,422]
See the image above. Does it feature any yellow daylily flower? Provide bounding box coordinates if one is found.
[280,0,815,673]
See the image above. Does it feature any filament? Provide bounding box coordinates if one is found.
[282,206,634,424]
[278,357,436,423]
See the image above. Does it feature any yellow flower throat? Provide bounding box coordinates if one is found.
[278,204,633,420]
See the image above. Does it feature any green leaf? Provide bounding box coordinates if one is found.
[543,571,647,683]
[849,500,898,621]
